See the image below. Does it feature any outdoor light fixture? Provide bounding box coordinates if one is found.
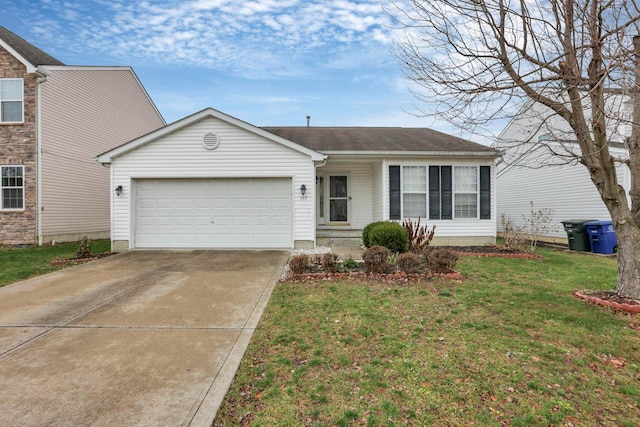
[115,185,123,197]
[300,184,307,196]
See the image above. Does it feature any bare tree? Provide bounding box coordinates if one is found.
[390,0,640,299]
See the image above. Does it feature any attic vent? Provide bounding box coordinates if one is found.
[203,132,220,150]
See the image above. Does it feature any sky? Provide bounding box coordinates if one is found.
[0,0,495,143]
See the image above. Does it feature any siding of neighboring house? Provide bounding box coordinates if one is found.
[495,97,631,242]
[110,116,315,249]
[317,161,374,229]
[39,67,164,243]
[496,146,630,240]
[0,46,37,245]
[380,157,497,245]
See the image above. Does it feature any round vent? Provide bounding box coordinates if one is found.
[203,132,220,150]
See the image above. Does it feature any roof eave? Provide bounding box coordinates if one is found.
[319,150,502,158]
[0,39,37,73]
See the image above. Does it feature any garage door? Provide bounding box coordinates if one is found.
[135,178,292,248]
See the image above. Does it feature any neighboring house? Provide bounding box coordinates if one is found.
[96,108,500,251]
[494,96,632,243]
[0,26,165,246]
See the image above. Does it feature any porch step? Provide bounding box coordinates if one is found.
[316,229,363,247]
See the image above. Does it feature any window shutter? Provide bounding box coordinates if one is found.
[441,166,452,219]
[428,166,440,219]
[480,166,491,219]
[389,166,401,220]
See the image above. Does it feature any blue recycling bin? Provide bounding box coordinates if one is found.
[584,220,618,254]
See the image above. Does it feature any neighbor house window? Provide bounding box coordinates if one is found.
[1,166,24,210]
[389,165,490,220]
[0,79,24,123]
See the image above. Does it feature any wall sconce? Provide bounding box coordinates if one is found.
[300,184,307,196]
[115,185,123,197]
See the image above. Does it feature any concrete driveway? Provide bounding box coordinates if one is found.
[0,250,288,426]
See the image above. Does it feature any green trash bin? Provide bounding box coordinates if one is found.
[561,219,597,251]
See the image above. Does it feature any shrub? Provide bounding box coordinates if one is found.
[397,252,424,273]
[289,254,310,275]
[367,222,409,253]
[363,246,391,274]
[402,217,436,252]
[340,257,359,272]
[362,221,389,248]
[321,253,339,273]
[76,236,93,258]
[425,248,459,273]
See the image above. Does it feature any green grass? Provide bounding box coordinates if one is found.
[0,240,110,287]
[215,248,640,426]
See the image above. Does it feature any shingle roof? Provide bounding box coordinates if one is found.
[0,26,65,66]
[261,126,498,154]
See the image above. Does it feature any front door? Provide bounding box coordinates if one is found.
[329,175,348,222]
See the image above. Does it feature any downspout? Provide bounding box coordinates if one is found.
[35,67,50,246]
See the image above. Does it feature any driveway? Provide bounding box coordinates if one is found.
[0,250,288,426]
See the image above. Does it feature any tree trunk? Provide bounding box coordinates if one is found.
[613,221,640,300]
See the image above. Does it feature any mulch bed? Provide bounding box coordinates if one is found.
[50,252,113,267]
[289,270,462,284]
[574,290,640,315]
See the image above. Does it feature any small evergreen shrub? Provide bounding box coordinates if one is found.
[289,254,310,275]
[362,221,388,248]
[363,245,391,274]
[425,248,459,273]
[397,252,424,273]
[368,222,409,253]
[340,257,359,271]
[321,252,339,273]
[76,236,93,258]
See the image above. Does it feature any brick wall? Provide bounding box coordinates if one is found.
[0,47,38,246]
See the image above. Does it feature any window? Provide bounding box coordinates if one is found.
[1,166,24,210]
[389,165,490,220]
[454,166,478,218]
[402,166,426,218]
[0,79,23,123]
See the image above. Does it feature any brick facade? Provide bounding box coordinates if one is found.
[0,46,38,245]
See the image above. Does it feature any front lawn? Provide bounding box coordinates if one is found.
[215,247,639,426]
[0,240,111,287]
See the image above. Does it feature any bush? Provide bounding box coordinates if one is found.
[402,217,436,252]
[367,222,409,253]
[76,236,92,258]
[362,221,389,248]
[425,248,459,273]
[363,246,391,274]
[321,253,339,273]
[397,252,424,273]
[289,254,310,275]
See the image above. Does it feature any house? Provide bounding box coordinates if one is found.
[96,108,500,251]
[494,96,632,243]
[0,26,165,246]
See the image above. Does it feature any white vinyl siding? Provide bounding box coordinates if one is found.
[496,153,629,238]
[111,116,315,248]
[0,79,23,123]
[372,161,384,221]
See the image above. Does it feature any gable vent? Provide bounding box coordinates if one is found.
[203,132,220,150]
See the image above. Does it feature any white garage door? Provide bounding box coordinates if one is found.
[135,178,292,248]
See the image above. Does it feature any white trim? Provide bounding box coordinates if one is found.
[96,108,326,163]
[0,165,25,211]
[319,150,500,157]
[0,41,37,73]
[327,173,351,223]
[0,78,24,124]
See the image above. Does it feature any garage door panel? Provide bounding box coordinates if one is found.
[135,178,292,248]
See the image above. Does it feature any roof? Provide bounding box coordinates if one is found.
[261,126,499,155]
[0,26,65,67]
